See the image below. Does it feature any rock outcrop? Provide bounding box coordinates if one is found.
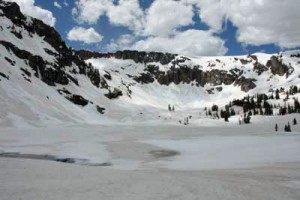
[266,56,289,76]
[134,65,237,87]
[0,1,106,88]
[77,49,177,65]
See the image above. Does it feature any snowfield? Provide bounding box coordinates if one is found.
[1,116,300,200]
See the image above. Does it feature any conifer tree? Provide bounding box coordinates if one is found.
[285,122,292,132]
[293,118,297,125]
[275,89,280,99]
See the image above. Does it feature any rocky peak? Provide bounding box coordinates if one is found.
[0,0,106,89]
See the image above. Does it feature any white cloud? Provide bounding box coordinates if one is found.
[190,0,300,48]
[70,0,300,54]
[72,0,112,24]
[107,0,144,34]
[143,0,194,36]
[72,0,195,37]
[72,1,227,56]
[112,30,227,56]
[107,34,135,52]
[73,0,144,34]
[54,1,62,9]
[63,0,69,7]
[7,0,56,26]
[67,27,103,44]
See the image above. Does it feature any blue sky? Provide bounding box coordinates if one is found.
[13,0,300,56]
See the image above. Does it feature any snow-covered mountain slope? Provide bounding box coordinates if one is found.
[0,0,300,127]
[86,51,300,108]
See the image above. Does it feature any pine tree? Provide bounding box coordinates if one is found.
[230,108,236,116]
[275,123,278,131]
[244,113,251,124]
[285,122,292,132]
[275,89,280,99]
[293,118,297,125]
[224,112,229,122]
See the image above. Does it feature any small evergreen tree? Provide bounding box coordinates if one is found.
[275,89,280,99]
[293,118,297,125]
[224,112,229,122]
[244,113,251,124]
[230,108,236,116]
[168,104,171,111]
[275,123,278,132]
[284,122,291,132]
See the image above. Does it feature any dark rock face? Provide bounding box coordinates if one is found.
[77,49,177,65]
[0,1,106,89]
[4,56,15,66]
[234,77,256,92]
[291,53,300,58]
[0,40,70,86]
[103,71,112,80]
[105,88,123,99]
[66,94,89,106]
[0,72,9,80]
[134,65,237,87]
[253,62,268,75]
[0,1,26,25]
[266,56,289,76]
[133,72,155,84]
[96,105,105,114]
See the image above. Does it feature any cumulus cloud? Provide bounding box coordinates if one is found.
[132,30,227,56]
[7,0,56,26]
[67,27,103,44]
[107,0,144,34]
[54,1,62,9]
[72,0,112,24]
[143,0,194,36]
[69,0,300,55]
[190,0,300,48]
[107,34,135,52]
[110,30,227,56]
[73,0,144,33]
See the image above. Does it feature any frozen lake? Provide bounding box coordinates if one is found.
[1,120,300,170]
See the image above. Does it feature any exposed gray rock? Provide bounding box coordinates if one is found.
[66,94,89,106]
[253,62,268,75]
[77,49,177,65]
[105,88,123,99]
[234,77,256,92]
[266,56,289,76]
[96,105,105,114]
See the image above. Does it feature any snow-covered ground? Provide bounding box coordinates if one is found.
[1,114,300,200]
[1,114,300,170]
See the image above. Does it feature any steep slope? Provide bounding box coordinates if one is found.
[0,0,300,127]
[0,0,111,127]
